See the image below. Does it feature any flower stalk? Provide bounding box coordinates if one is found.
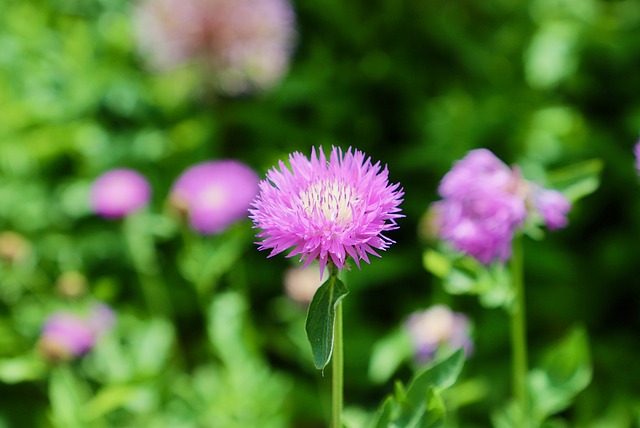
[332,297,344,428]
[510,234,528,425]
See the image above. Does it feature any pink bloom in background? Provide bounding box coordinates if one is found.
[405,305,473,365]
[133,0,296,95]
[531,186,571,230]
[90,169,151,218]
[249,147,404,274]
[170,160,259,235]
[433,149,571,264]
[635,141,640,173]
[284,264,326,305]
[38,304,115,361]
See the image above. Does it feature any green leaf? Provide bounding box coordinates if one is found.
[370,349,465,428]
[400,348,465,421]
[546,159,603,203]
[368,328,413,384]
[529,327,592,422]
[305,274,349,370]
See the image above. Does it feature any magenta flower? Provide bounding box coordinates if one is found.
[249,147,404,274]
[405,305,473,364]
[133,0,296,95]
[90,169,151,218]
[634,141,640,173]
[170,160,259,235]
[531,186,571,230]
[38,304,115,361]
[433,149,571,264]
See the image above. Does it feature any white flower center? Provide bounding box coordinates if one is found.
[299,180,356,225]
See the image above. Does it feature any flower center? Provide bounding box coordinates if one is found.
[299,180,356,226]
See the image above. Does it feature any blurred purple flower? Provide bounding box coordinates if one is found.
[169,160,259,235]
[405,305,473,365]
[433,149,571,264]
[38,304,115,361]
[531,186,571,230]
[635,141,640,173]
[90,169,151,219]
[133,0,296,95]
[249,147,404,275]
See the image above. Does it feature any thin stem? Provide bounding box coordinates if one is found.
[510,234,528,426]
[332,298,344,428]
[123,213,173,319]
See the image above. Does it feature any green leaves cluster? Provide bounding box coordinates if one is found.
[369,349,465,428]
[493,328,592,428]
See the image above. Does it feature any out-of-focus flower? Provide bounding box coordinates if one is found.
[56,271,88,298]
[169,160,259,235]
[38,304,115,362]
[249,147,404,275]
[133,0,296,95]
[90,169,151,219]
[405,305,473,365]
[531,186,571,230]
[0,231,31,265]
[432,149,571,264]
[634,141,640,173]
[284,264,326,305]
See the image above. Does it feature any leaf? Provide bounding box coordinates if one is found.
[546,159,603,203]
[368,328,413,384]
[402,348,465,416]
[370,349,465,428]
[305,274,349,370]
[528,327,592,422]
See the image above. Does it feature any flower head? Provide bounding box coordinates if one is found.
[133,0,296,95]
[634,141,640,173]
[249,147,403,274]
[38,304,115,361]
[405,305,473,364]
[433,149,571,264]
[90,169,151,218]
[169,160,259,235]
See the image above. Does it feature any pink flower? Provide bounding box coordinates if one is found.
[531,186,571,230]
[249,147,404,274]
[433,149,571,264]
[133,0,296,94]
[634,141,640,173]
[170,160,259,235]
[90,169,151,218]
[405,305,473,364]
[38,304,115,361]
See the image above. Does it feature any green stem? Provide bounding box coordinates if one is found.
[332,298,344,428]
[510,234,528,426]
[123,213,173,319]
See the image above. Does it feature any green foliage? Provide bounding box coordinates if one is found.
[305,273,349,370]
[369,349,465,428]
[492,328,592,428]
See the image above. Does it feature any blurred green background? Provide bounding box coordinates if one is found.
[1,0,639,426]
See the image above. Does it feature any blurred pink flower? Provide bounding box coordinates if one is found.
[39,304,115,361]
[433,149,571,264]
[249,147,404,274]
[90,169,151,219]
[133,0,296,94]
[405,305,473,364]
[284,264,326,305]
[635,141,640,173]
[170,160,259,235]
